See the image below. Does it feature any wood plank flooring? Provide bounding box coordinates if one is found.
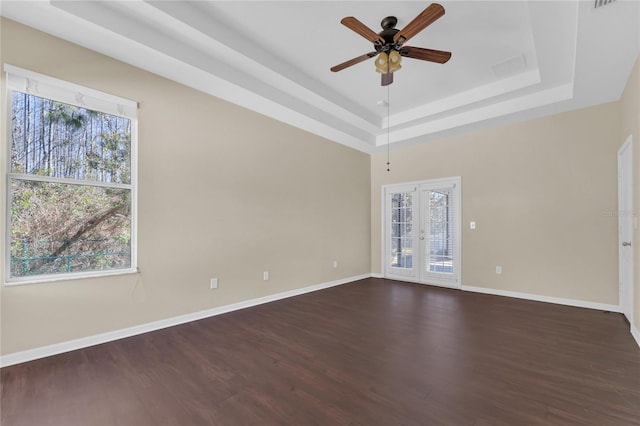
[2,278,639,425]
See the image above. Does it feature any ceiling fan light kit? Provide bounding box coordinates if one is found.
[330,2,452,86]
[376,51,402,74]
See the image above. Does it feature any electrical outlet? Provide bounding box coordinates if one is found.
[470,221,476,230]
[263,271,269,281]
[210,277,218,289]
[496,266,502,275]
[333,260,338,269]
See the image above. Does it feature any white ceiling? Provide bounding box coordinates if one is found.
[1,1,639,153]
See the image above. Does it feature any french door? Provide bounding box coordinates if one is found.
[384,177,461,288]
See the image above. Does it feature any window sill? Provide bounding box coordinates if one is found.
[4,268,139,287]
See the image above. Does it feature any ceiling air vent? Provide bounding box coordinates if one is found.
[594,0,615,8]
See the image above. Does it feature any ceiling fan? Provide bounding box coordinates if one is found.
[330,3,451,86]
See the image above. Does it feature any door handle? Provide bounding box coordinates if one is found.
[622,241,632,247]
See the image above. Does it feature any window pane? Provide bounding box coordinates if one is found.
[10,92,131,184]
[10,180,131,277]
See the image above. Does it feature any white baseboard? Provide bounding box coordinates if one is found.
[462,285,621,313]
[632,323,640,349]
[371,272,384,278]
[0,274,371,368]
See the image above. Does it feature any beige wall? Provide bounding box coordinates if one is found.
[620,54,640,333]
[371,102,622,305]
[1,18,637,358]
[0,19,371,355]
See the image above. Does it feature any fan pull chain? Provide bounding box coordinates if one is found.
[386,84,391,172]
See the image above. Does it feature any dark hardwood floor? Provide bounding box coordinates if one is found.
[2,278,639,425]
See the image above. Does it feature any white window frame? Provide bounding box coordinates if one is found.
[3,65,138,285]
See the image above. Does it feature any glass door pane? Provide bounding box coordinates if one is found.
[428,189,454,274]
[390,193,413,269]
[386,188,418,278]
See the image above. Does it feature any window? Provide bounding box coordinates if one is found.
[5,65,137,284]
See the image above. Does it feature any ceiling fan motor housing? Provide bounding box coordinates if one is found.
[376,16,401,53]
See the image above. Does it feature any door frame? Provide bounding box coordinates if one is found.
[618,135,634,324]
[382,177,462,289]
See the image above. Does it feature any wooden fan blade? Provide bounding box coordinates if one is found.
[393,3,445,45]
[400,46,451,64]
[381,72,394,86]
[341,17,385,45]
[330,52,377,72]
